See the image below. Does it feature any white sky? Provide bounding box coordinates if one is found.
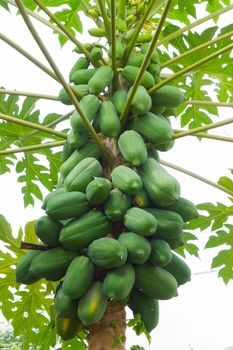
[0,4,233,350]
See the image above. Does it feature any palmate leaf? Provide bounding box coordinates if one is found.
[0,0,9,11]
[205,225,233,284]
[0,93,63,206]
[187,202,233,232]
[160,24,233,127]
[176,232,199,258]
[0,215,58,349]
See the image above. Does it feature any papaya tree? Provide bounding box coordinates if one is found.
[0,0,233,349]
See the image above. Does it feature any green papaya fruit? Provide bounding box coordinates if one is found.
[138,158,180,206]
[133,188,150,208]
[67,130,88,149]
[87,237,128,269]
[151,85,186,107]
[86,178,112,205]
[128,289,159,332]
[128,86,152,115]
[60,210,112,251]
[55,287,78,318]
[124,207,157,236]
[46,192,90,221]
[88,66,114,95]
[149,239,172,267]
[16,250,42,285]
[122,65,155,89]
[99,101,121,138]
[103,263,135,301]
[60,141,74,164]
[134,263,178,299]
[127,53,145,67]
[30,247,77,281]
[58,85,89,105]
[118,232,151,264]
[42,188,65,210]
[111,165,142,195]
[34,216,62,247]
[165,197,199,222]
[90,47,103,61]
[63,256,94,299]
[130,112,173,148]
[60,142,101,178]
[78,281,108,326]
[112,89,127,115]
[70,94,100,133]
[163,253,191,286]
[103,188,131,222]
[118,130,147,166]
[108,40,125,59]
[88,27,106,37]
[64,157,102,192]
[56,316,83,341]
[70,68,97,85]
[69,57,89,82]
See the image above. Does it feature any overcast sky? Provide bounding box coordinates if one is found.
[0,4,233,350]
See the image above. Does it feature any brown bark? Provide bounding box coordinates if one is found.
[87,302,126,350]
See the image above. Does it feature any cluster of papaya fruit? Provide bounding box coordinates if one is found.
[16,39,198,342]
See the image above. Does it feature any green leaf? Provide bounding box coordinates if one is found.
[187,202,233,231]
[205,226,233,249]
[176,232,199,257]
[212,248,233,284]
[127,314,151,344]
[0,0,9,11]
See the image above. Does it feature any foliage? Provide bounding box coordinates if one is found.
[0,328,22,350]
[0,0,233,348]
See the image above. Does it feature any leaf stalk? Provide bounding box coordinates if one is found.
[0,113,67,139]
[173,117,233,140]
[184,100,233,108]
[0,33,58,81]
[161,30,233,68]
[157,4,233,47]
[15,0,111,162]
[0,141,65,155]
[160,159,233,197]
[33,0,101,67]
[120,0,173,127]
[149,42,233,93]
[0,88,59,101]
[122,0,157,65]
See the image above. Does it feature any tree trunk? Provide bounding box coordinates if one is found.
[87,302,126,350]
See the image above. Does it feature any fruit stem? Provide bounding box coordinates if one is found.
[157,4,233,47]
[0,113,67,139]
[0,88,59,101]
[161,30,233,68]
[0,33,58,82]
[20,242,49,251]
[33,0,102,68]
[96,0,111,42]
[160,159,233,197]
[183,100,233,108]
[173,116,233,140]
[20,111,73,141]
[0,141,65,155]
[148,42,233,94]
[174,129,233,143]
[6,0,69,38]
[122,0,156,65]
[15,0,112,163]
[110,0,117,91]
[120,0,173,127]
[118,0,126,20]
